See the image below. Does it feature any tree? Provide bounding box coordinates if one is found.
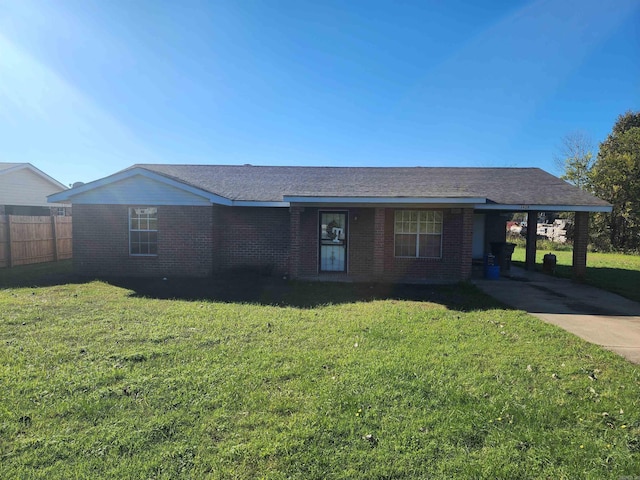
[554,130,595,190]
[590,111,640,251]
[553,131,595,245]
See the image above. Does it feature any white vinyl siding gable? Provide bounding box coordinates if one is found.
[66,175,212,205]
[0,168,66,207]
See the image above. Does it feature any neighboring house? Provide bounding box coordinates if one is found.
[48,165,611,282]
[0,163,69,216]
[537,219,570,244]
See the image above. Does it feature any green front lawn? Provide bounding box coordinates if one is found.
[1,269,639,478]
[512,248,640,303]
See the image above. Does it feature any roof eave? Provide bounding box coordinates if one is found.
[283,196,486,205]
[474,203,612,213]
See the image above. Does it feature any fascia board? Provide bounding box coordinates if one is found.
[283,196,486,204]
[474,203,613,213]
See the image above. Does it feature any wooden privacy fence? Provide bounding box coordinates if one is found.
[0,215,72,268]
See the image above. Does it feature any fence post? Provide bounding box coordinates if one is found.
[6,215,13,268]
[51,215,59,262]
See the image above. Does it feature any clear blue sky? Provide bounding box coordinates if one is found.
[1,0,638,187]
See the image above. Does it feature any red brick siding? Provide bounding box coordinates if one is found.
[459,208,474,279]
[348,209,375,277]
[213,206,290,274]
[297,208,320,276]
[289,206,302,278]
[73,204,213,277]
[381,208,472,283]
[572,211,589,279]
[295,207,472,282]
[74,203,473,282]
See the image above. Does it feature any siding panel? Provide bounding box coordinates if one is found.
[0,169,66,207]
[68,176,211,206]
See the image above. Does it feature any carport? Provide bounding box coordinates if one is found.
[473,204,611,279]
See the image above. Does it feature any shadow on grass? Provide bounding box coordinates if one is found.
[0,260,88,288]
[1,262,502,310]
[106,272,501,311]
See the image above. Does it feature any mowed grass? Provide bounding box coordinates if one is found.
[1,266,640,478]
[512,247,640,303]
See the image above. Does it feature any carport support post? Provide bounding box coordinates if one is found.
[573,211,588,280]
[525,210,538,271]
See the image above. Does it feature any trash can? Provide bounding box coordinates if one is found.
[502,242,516,271]
[484,253,500,280]
[491,242,516,272]
[543,253,557,274]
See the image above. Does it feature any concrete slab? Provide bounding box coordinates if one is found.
[473,267,640,364]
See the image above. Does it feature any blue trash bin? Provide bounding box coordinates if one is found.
[484,253,500,279]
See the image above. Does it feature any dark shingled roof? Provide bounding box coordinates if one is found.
[130,164,610,207]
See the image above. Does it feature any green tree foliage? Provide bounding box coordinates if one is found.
[554,130,594,190]
[590,111,640,251]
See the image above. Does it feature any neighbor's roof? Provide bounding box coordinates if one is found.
[49,164,612,211]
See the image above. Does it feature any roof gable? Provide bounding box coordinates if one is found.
[0,163,67,207]
[48,167,231,205]
[0,163,67,190]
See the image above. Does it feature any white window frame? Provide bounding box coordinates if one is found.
[394,210,443,259]
[129,207,158,256]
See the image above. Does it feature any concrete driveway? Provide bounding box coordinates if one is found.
[473,266,640,364]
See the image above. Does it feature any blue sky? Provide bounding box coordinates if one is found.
[0,0,638,187]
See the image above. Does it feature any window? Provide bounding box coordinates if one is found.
[394,210,443,258]
[129,207,158,255]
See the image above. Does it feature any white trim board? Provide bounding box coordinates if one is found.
[473,204,612,213]
[284,196,486,204]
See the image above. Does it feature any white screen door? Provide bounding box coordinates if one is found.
[319,212,347,272]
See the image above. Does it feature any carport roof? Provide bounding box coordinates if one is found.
[50,164,612,211]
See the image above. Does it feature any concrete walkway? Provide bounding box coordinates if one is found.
[473,266,640,364]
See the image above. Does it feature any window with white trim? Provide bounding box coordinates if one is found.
[394,210,443,258]
[129,207,158,255]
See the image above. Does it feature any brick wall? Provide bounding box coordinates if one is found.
[297,208,320,276]
[73,203,474,282]
[213,206,290,275]
[381,207,472,283]
[295,207,472,282]
[73,204,213,277]
[348,209,375,277]
[572,211,589,279]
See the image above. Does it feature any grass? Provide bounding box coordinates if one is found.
[512,247,640,303]
[1,263,640,478]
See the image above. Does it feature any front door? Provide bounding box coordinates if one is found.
[319,211,348,272]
